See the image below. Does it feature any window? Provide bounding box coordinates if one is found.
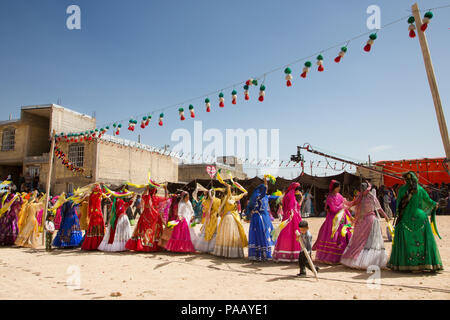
[28,166,40,178]
[68,143,84,167]
[1,128,15,151]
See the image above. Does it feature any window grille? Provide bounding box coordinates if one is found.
[68,143,84,167]
[1,128,15,151]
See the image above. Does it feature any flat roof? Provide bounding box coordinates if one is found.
[21,104,94,119]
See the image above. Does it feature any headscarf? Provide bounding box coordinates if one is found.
[282,182,300,216]
[329,179,339,192]
[245,184,267,217]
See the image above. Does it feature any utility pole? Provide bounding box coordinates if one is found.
[42,129,56,245]
[412,3,450,164]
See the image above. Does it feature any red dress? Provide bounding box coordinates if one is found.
[81,189,106,250]
[125,191,165,252]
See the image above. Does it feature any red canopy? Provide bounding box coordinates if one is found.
[375,157,450,187]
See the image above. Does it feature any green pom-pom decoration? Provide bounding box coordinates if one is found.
[243,84,249,90]
[252,79,258,86]
[178,107,184,112]
[105,126,109,130]
[90,130,94,134]
[317,54,323,60]
[95,128,99,132]
[219,92,224,98]
[407,16,415,24]
[148,115,152,119]
[284,67,291,74]
[113,123,117,127]
[118,124,122,128]
[369,33,377,40]
[260,85,266,91]
[231,90,237,95]
[143,116,147,121]
[160,113,164,117]
[424,11,433,19]
[341,46,347,52]
[100,128,104,132]
[189,104,194,110]
[304,61,312,67]
[60,132,64,136]
[205,98,210,103]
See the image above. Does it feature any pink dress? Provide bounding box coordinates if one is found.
[165,200,195,253]
[312,192,352,264]
[272,183,302,262]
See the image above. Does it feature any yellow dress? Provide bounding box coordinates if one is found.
[79,200,90,230]
[17,199,29,232]
[15,202,42,248]
[202,197,221,241]
[212,189,248,258]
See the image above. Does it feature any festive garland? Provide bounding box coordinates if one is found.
[54,145,84,174]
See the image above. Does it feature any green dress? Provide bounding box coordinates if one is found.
[387,183,443,272]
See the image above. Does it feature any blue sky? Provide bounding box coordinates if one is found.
[1,0,449,177]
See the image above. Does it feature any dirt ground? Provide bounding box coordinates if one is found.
[0,216,449,300]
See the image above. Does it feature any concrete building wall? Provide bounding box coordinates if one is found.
[178,163,247,183]
[0,122,29,164]
[49,105,96,135]
[96,139,178,185]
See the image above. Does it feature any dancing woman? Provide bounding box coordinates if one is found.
[98,193,135,252]
[340,182,390,269]
[273,182,302,262]
[15,192,43,248]
[312,180,352,264]
[81,185,106,250]
[191,188,222,253]
[246,178,275,261]
[126,185,168,252]
[212,184,248,258]
[166,191,196,253]
[387,172,443,272]
[52,200,83,248]
[0,192,22,246]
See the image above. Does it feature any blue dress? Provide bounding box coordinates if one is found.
[246,184,275,261]
[53,201,83,248]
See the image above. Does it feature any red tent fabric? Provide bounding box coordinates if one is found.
[375,157,450,187]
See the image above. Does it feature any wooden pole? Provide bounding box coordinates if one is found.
[41,129,56,245]
[412,3,450,162]
[295,230,318,281]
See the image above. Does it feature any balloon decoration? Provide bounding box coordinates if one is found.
[363,33,377,52]
[300,61,312,78]
[407,16,416,38]
[258,85,265,102]
[231,90,237,104]
[205,98,211,112]
[334,47,347,63]
[189,104,195,118]
[54,146,84,174]
[421,11,433,32]
[284,67,293,87]
[316,54,324,72]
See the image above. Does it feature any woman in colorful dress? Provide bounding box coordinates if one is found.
[191,188,222,253]
[273,182,302,262]
[15,199,43,248]
[212,184,248,258]
[340,182,390,269]
[126,186,167,252]
[387,172,443,272]
[166,191,196,253]
[0,193,22,245]
[98,193,135,252]
[246,178,275,261]
[79,199,90,231]
[52,200,83,248]
[312,180,353,264]
[81,185,106,250]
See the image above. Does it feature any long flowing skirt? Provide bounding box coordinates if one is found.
[166,219,196,253]
[387,209,443,272]
[248,213,273,261]
[273,214,301,262]
[0,212,19,246]
[312,211,351,264]
[190,218,220,253]
[125,211,163,252]
[54,208,62,230]
[14,218,38,248]
[81,213,105,250]
[98,214,131,252]
[52,215,83,248]
[340,214,387,269]
[212,212,245,258]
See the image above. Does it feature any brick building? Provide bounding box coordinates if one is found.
[0,104,178,194]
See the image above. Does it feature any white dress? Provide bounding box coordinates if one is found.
[98,213,131,252]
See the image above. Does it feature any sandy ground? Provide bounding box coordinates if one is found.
[0,216,449,300]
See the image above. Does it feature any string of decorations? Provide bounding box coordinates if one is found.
[51,6,450,143]
[54,145,85,174]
